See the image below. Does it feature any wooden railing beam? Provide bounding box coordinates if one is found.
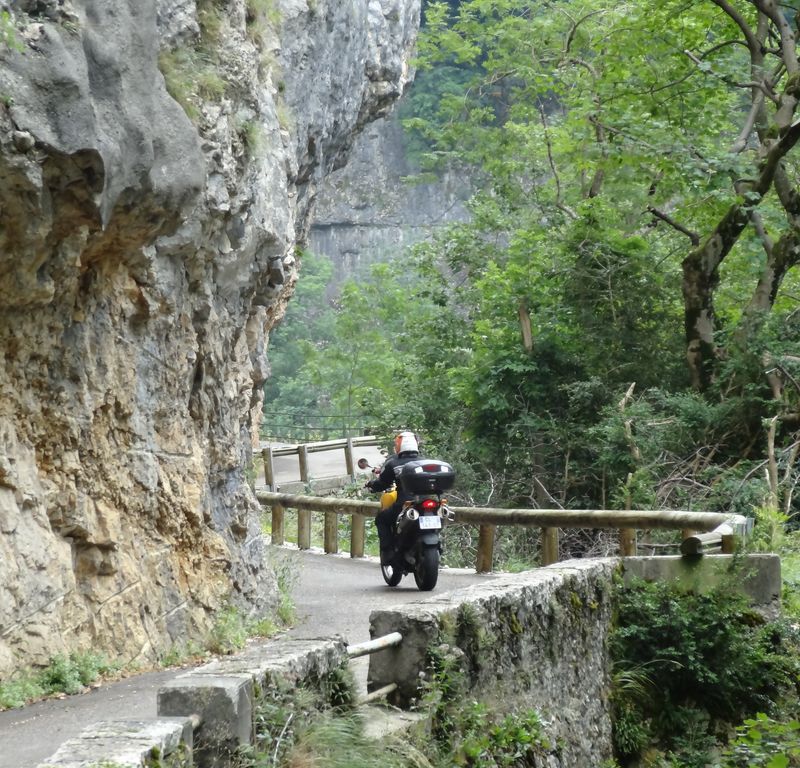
[256,490,747,572]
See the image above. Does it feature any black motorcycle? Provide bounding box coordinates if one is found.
[380,459,456,591]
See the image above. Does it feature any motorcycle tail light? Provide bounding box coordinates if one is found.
[420,498,439,512]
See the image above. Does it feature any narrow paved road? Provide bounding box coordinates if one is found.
[0,548,497,768]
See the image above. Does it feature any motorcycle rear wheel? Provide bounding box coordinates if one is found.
[414,547,439,591]
[381,561,403,587]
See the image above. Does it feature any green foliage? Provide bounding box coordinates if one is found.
[445,703,552,767]
[157,0,235,121]
[206,604,250,655]
[158,47,226,120]
[721,713,800,767]
[237,118,265,157]
[418,641,554,766]
[610,577,800,764]
[245,0,281,45]
[0,10,22,52]
[238,666,371,768]
[0,651,120,709]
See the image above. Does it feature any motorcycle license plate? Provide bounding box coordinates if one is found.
[419,515,442,530]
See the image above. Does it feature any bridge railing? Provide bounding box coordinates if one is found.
[255,488,749,573]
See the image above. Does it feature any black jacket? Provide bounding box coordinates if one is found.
[367,450,421,503]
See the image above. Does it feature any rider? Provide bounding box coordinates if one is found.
[366,431,421,564]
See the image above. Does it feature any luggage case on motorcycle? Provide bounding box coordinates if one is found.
[399,459,456,494]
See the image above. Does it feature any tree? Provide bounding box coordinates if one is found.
[412,0,800,408]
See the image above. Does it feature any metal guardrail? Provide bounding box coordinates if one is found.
[347,631,403,659]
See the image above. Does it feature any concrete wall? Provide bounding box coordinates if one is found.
[38,636,350,768]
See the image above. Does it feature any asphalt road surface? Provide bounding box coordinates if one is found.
[0,548,497,768]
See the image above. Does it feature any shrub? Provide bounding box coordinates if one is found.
[721,713,800,767]
[610,576,800,764]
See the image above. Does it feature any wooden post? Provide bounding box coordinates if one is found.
[541,527,559,566]
[298,445,310,484]
[261,446,275,490]
[297,446,311,545]
[721,533,736,554]
[476,524,496,573]
[298,508,311,550]
[351,514,366,558]
[345,437,355,478]
[682,528,696,542]
[271,503,285,546]
[619,528,636,557]
[324,511,339,554]
[620,484,636,557]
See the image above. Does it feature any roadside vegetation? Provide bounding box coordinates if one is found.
[609,575,800,767]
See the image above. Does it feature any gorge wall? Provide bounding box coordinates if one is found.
[0,0,419,678]
[309,108,470,287]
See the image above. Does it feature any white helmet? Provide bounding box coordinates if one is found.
[397,431,419,453]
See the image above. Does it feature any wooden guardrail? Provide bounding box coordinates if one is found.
[255,488,748,573]
[258,435,380,492]
[346,632,403,704]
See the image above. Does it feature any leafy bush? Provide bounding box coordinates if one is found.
[611,577,800,764]
[721,713,800,767]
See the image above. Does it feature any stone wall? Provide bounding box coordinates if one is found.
[368,559,619,767]
[366,554,782,766]
[0,0,420,677]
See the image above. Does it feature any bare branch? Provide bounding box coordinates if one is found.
[683,49,763,89]
[562,8,604,55]
[709,0,762,55]
[752,0,799,74]
[748,209,774,256]
[647,206,701,245]
[729,89,765,153]
[538,102,578,219]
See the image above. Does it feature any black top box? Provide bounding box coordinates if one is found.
[399,459,456,494]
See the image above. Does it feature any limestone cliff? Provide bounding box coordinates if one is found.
[310,109,470,285]
[0,0,419,678]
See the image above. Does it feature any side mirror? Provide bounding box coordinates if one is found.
[357,458,370,470]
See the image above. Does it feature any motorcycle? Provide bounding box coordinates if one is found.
[358,457,456,591]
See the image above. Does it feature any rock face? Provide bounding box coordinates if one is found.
[309,110,470,286]
[0,0,419,677]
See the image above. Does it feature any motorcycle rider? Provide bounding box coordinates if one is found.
[366,430,422,564]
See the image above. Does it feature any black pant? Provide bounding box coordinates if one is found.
[376,502,402,551]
